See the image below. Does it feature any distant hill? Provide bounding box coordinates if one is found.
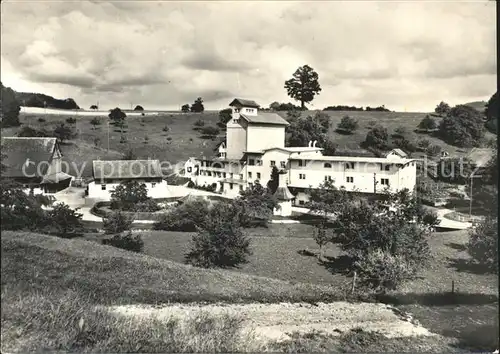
[463,101,487,112]
[15,91,80,110]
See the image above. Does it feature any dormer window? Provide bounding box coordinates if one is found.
[234,108,240,113]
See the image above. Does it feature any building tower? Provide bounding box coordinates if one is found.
[273,169,295,216]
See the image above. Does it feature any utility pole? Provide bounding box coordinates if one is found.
[373,173,378,194]
[107,121,110,153]
[469,173,480,219]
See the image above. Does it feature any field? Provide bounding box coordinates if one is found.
[1,109,493,179]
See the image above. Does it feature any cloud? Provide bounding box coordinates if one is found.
[0,0,496,111]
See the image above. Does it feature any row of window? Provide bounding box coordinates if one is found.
[101,182,157,191]
[248,159,263,166]
[228,183,245,191]
[296,174,391,186]
[297,161,415,169]
[248,172,261,179]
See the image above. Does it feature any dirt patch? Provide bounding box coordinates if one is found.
[106,302,437,343]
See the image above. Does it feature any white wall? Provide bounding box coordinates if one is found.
[274,200,292,217]
[87,180,169,201]
[246,125,285,152]
[246,149,291,186]
[226,120,248,159]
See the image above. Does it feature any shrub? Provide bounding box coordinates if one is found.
[110,180,155,211]
[185,202,251,268]
[144,135,149,144]
[336,115,359,134]
[17,126,49,137]
[417,138,431,151]
[426,144,442,157]
[65,117,76,124]
[162,125,170,132]
[355,250,417,293]
[393,126,407,137]
[135,199,161,212]
[119,135,127,144]
[417,115,437,132]
[194,119,205,127]
[90,117,101,129]
[364,125,388,149]
[200,125,220,137]
[153,197,211,231]
[102,211,134,234]
[44,203,84,238]
[102,231,144,253]
[53,123,77,143]
[38,118,46,123]
[167,137,172,141]
[467,216,498,273]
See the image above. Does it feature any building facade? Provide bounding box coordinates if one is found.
[87,159,168,202]
[187,98,418,202]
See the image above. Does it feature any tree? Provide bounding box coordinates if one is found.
[17,126,49,137]
[313,223,330,261]
[185,201,251,268]
[438,105,485,147]
[218,108,232,126]
[90,117,101,129]
[322,138,337,156]
[435,101,451,116]
[45,203,84,238]
[393,126,407,138]
[0,82,21,127]
[122,149,137,160]
[108,107,126,133]
[364,125,389,150]
[284,65,322,109]
[267,166,280,194]
[53,123,76,144]
[200,125,220,138]
[417,115,437,132]
[191,97,204,113]
[233,182,279,227]
[181,104,190,113]
[286,115,327,147]
[90,104,98,110]
[337,115,359,134]
[153,197,211,231]
[417,138,431,151]
[110,180,153,211]
[102,210,134,234]
[467,216,498,273]
[313,111,331,133]
[134,105,144,111]
[308,179,352,222]
[269,101,281,111]
[485,92,498,133]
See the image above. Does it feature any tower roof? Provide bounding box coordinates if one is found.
[274,186,295,201]
[229,98,260,108]
[240,112,289,126]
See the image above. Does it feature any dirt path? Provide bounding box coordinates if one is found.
[106,302,436,343]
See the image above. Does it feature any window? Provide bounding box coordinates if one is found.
[249,159,255,166]
[385,165,391,171]
[200,161,204,167]
[187,167,192,173]
[234,108,240,113]
[101,184,106,190]
[257,172,261,179]
[299,200,305,206]
[257,160,263,166]
[324,163,332,168]
[270,160,276,167]
[239,174,243,179]
[223,172,227,178]
[230,183,234,190]
[345,162,355,169]
[381,178,390,185]
[151,182,156,188]
[248,172,252,179]
[298,160,304,167]
[230,173,234,178]
[411,162,415,166]
[324,176,333,182]
[346,176,354,183]
[299,173,306,180]
[239,185,243,191]
[280,161,286,168]
[380,164,384,171]
[207,171,212,176]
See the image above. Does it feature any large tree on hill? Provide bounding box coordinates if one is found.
[337,115,359,134]
[191,97,204,113]
[364,125,389,150]
[417,115,437,132]
[284,65,322,109]
[286,115,327,147]
[438,105,485,147]
[485,92,498,133]
[0,82,21,127]
[134,105,144,111]
[108,107,126,133]
[218,108,232,126]
[434,101,451,116]
[181,104,190,113]
[53,123,76,144]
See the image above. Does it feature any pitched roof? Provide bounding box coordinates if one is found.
[1,137,58,178]
[229,98,260,108]
[93,160,164,180]
[385,148,408,158]
[274,186,295,201]
[240,112,290,126]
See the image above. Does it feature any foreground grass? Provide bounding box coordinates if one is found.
[1,289,263,352]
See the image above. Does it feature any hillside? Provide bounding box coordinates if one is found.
[15,91,80,110]
[463,101,487,112]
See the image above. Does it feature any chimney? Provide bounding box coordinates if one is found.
[313,140,317,148]
[308,141,312,147]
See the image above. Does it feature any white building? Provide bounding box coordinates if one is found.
[86,159,168,202]
[188,98,418,203]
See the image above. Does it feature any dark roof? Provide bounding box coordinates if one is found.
[1,137,58,178]
[229,98,260,108]
[240,113,289,126]
[333,149,377,157]
[213,139,226,151]
[93,160,163,180]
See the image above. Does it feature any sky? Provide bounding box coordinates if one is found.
[1,0,496,112]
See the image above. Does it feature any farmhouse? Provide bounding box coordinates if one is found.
[87,159,168,201]
[186,98,418,203]
[0,137,73,194]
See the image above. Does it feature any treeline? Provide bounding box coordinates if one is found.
[324,105,391,112]
[15,91,80,110]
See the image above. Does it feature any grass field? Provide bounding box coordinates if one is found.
[1,109,493,178]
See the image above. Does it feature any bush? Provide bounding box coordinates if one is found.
[66,117,76,124]
[162,125,170,132]
[336,115,358,134]
[364,125,388,149]
[134,199,161,212]
[110,180,154,211]
[426,144,442,157]
[153,197,211,231]
[185,202,251,268]
[194,119,205,127]
[44,203,84,238]
[38,118,46,123]
[438,105,485,147]
[417,115,437,131]
[102,211,134,234]
[17,126,49,137]
[102,231,144,253]
[417,138,431,151]
[119,135,127,144]
[355,250,417,293]
[467,217,498,273]
[200,125,220,137]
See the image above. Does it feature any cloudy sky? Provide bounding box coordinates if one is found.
[1,0,496,112]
